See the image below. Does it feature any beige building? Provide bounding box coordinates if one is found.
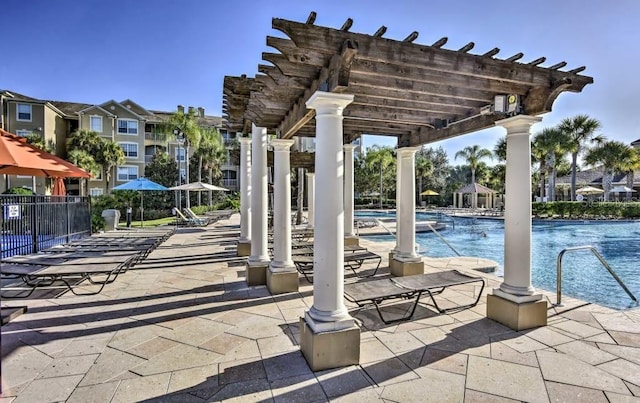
[0,90,238,195]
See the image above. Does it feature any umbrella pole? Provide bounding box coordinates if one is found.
[140,192,144,228]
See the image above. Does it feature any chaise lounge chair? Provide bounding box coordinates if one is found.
[174,208,207,226]
[1,251,141,298]
[343,270,485,324]
[293,250,383,283]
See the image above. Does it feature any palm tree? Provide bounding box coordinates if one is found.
[620,147,640,200]
[165,108,202,208]
[365,145,395,208]
[558,115,604,200]
[454,145,493,184]
[193,127,226,206]
[532,127,567,201]
[415,148,433,204]
[493,136,507,163]
[584,140,632,201]
[96,140,125,192]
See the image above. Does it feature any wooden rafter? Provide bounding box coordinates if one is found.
[222,13,593,147]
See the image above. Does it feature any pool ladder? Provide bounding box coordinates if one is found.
[555,245,638,307]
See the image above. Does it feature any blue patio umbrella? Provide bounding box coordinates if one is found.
[112,177,168,227]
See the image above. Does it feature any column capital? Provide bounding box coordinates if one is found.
[306,91,354,115]
[396,146,421,158]
[306,172,315,178]
[239,137,252,145]
[270,138,295,151]
[495,115,542,133]
[343,144,357,152]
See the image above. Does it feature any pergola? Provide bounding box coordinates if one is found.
[223,12,593,371]
[224,12,592,146]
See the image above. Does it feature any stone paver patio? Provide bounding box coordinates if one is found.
[2,214,640,402]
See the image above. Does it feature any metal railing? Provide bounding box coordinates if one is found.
[555,245,637,306]
[435,211,455,229]
[425,222,461,256]
[1,195,91,258]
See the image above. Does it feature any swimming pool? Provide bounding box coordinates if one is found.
[357,211,640,310]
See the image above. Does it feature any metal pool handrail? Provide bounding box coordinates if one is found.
[425,222,461,256]
[555,245,638,306]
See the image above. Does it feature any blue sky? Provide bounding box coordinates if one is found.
[3,0,639,162]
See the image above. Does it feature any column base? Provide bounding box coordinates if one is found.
[237,240,251,257]
[486,293,548,331]
[390,257,424,277]
[344,235,359,247]
[299,317,360,371]
[245,261,269,286]
[267,268,299,294]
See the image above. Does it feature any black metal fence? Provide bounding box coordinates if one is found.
[1,195,91,258]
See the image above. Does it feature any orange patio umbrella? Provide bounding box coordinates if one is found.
[0,129,91,179]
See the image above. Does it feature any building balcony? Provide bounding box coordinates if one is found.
[222,179,238,190]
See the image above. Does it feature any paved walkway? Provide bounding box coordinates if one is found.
[2,215,640,402]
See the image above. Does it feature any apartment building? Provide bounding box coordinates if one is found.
[0,90,239,195]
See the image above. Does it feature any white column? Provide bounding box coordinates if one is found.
[306,172,315,228]
[396,147,420,260]
[249,124,270,264]
[495,115,542,302]
[269,139,295,270]
[452,192,456,208]
[343,144,356,238]
[239,137,252,242]
[305,91,354,331]
[393,153,402,252]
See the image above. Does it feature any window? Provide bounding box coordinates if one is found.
[119,142,138,158]
[90,115,103,132]
[17,104,32,121]
[117,119,138,135]
[175,147,185,162]
[179,168,186,182]
[89,188,104,196]
[15,129,31,137]
[90,169,103,181]
[117,166,139,181]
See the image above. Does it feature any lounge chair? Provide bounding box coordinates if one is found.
[1,251,141,298]
[174,208,207,226]
[293,250,383,283]
[343,270,485,324]
[184,208,216,225]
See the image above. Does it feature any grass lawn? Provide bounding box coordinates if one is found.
[117,217,176,228]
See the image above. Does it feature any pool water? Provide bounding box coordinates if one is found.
[357,212,640,310]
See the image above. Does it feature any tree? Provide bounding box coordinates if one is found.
[415,148,433,204]
[532,128,567,201]
[558,115,604,200]
[66,130,103,196]
[24,134,54,153]
[620,147,640,200]
[165,108,202,208]
[364,145,396,208]
[193,127,226,206]
[493,136,507,163]
[96,140,125,192]
[454,145,493,184]
[144,151,179,210]
[584,140,632,201]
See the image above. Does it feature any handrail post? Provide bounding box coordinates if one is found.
[556,245,637,307]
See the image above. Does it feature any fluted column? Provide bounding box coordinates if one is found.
[248,124,269,267]
[305,91,355,331]
[495,115,542,301]
[269,139,295,270]
[306,172,315,228]
[239,137,252,243]
[343,144,357,241]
